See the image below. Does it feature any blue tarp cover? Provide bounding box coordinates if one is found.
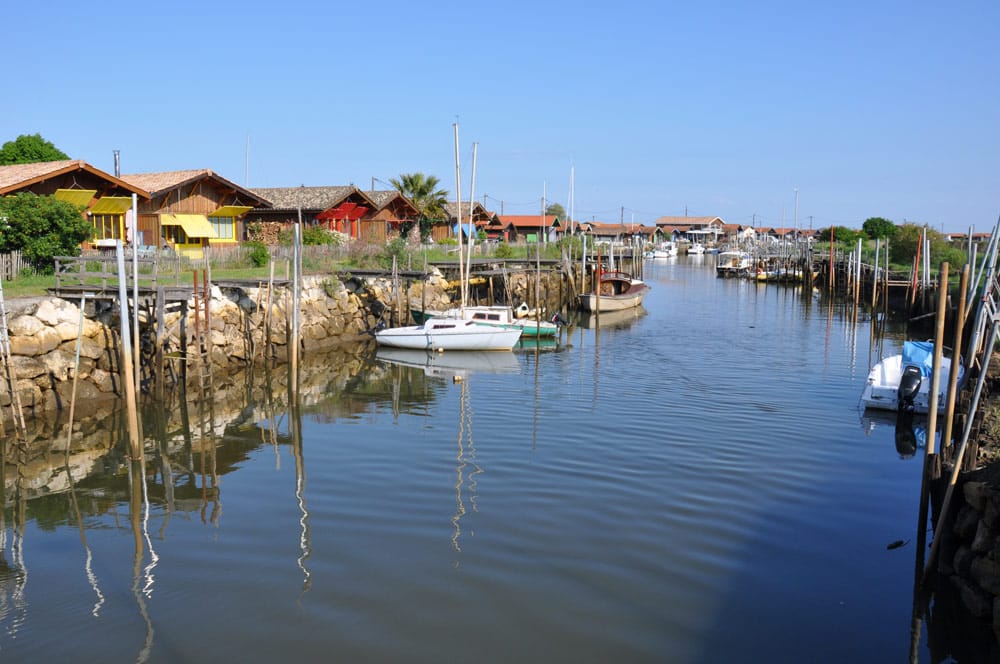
[902,341,936,376]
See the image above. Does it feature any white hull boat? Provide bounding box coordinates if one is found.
[375,317,522,351]
[860,341,965,414]
[715,250,752,278]
[413,304,559,337]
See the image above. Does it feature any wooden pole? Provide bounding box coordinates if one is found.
[64,294,87,452]
[924,261,949,456]
[925,318,1000,579]
[115,241,142,459]
[940,263,969,450]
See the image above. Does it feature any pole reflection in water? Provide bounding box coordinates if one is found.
[129,458,154,663]
[63,455,104,617]
[0,435,28,640]
[452,374,483,566]
[289,383,312,596]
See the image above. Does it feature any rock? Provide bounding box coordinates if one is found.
[953,575,995,618]
[8,314,43,336]
[972,521,998,554]
[955,504,982,539]
[971,556,1000,595]
[965,481,992,513]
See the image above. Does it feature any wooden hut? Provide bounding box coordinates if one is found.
[120,169,270,259]
[0,160,150,250]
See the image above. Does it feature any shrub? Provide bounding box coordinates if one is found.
[245,241,269,267]
[494,243,515,259]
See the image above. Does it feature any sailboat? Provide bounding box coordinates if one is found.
[375,124,522,351]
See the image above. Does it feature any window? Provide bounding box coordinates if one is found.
[162,226,190,244]
[209,216,234,240]
[92,214,122,240]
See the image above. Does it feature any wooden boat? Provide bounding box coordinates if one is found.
[375,316,522,351]
[860,341,964,413]
[411,304,559,337]
[577,270,650,312]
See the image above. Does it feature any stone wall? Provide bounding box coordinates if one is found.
[938,479,1000,648]
[0,271,455,423]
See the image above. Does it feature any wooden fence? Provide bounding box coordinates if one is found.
[0,250,26,280]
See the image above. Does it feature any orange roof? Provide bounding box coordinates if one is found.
[499,214,558,228]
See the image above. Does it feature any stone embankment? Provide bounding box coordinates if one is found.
[1,266,566,423]
[0,271,452,420]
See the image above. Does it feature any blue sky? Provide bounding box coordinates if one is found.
[4,0,997,232]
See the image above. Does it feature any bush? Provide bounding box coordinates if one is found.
[0,192,93,273]
[494,243,515,259]
[245,241,269,267]
[303,226,345,246]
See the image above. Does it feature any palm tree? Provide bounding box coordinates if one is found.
[390,173,448,220]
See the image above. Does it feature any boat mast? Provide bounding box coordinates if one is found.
[466,142,478,309]
[453,122,465,312]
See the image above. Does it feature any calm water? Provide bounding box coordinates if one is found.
[1,256,944,662]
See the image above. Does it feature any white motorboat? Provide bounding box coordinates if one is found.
[375,316,522,351]
[645,241,678,258]
[860,341,965,414]
[687,242,705,255]
[715,250,752,278]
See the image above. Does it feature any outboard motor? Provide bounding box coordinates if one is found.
[897,365,923,412]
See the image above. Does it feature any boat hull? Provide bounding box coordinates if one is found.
[577,290,648,312]
[860,349,964,414]
[411,305,559,337]
[375,318,522,351]
[577,271,650,313]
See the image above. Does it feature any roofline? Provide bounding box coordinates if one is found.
[0,159,150,198]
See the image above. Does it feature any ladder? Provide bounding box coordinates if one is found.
[0,274,27,442]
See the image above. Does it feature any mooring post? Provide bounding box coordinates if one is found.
[941,263,969,450]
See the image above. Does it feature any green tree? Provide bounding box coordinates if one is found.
[862,217,897,240]
[0,192,92,272]
[817,225,865,247]
[545,202,566,219]
[390,173,448,220]
[0,133,70,165]
[889,223,966,269]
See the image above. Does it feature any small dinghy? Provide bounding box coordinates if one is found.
[860,341,965,414]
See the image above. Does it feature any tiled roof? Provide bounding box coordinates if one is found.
[251,186,364,211]
[444,201,490,219]
[498,214,557,228]
[121,169,269,207]
[654,216,723,227]
[367,189,419,214]
[0,159,82,189]
[0,159,148,196]
[120,169,212,193]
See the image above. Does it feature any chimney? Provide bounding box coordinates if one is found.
[113,150,120,177]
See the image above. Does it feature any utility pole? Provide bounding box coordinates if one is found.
[794,188,799,229]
